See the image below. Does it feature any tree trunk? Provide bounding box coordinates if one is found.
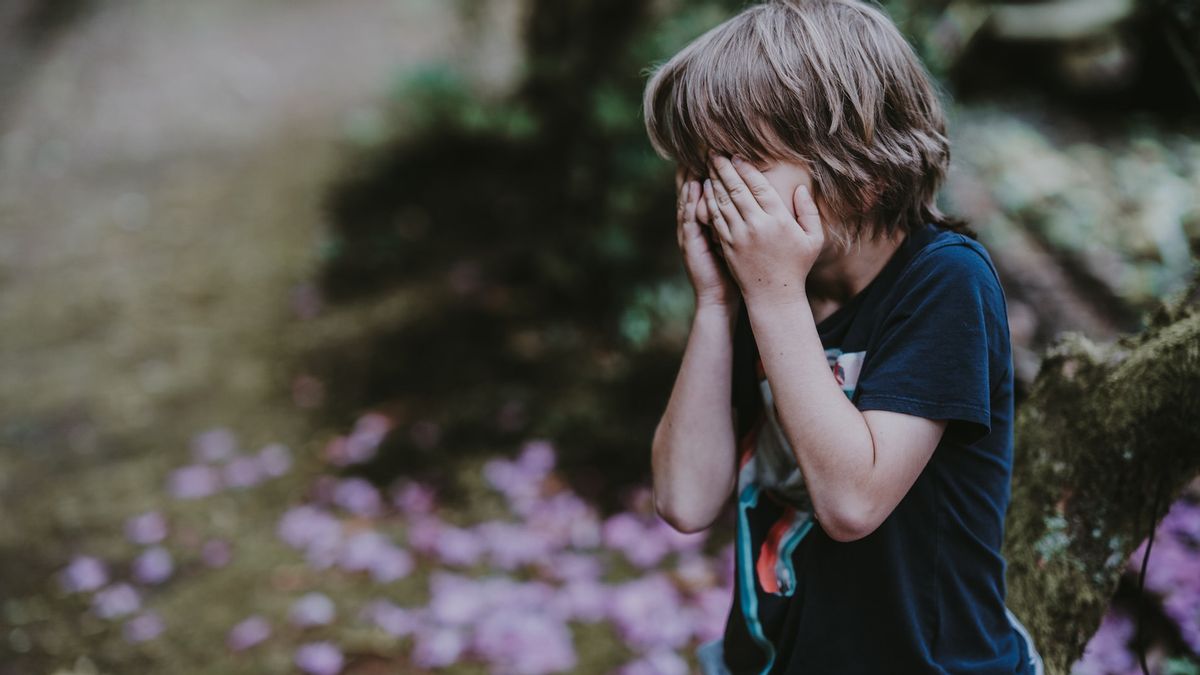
[1004,266,1200,673]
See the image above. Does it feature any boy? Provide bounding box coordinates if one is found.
[642,1,1045,673]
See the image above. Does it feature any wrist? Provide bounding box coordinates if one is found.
[693,300,739,331]
[695,294,740,315]
[743,287,810,317]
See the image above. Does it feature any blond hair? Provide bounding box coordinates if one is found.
[642,0,969,249]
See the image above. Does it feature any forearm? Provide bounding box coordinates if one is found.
[651,303,739,532]
[744,294,877,534]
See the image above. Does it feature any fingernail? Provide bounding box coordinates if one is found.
[703,178,712,192]
[732,155,745,165]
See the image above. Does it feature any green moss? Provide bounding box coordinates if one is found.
[1004,266,1200,674]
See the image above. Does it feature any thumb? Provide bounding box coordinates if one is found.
[792,184,822,235]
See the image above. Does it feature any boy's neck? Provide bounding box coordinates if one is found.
[806,229,908,306]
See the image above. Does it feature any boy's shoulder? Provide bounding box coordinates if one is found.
[900,227,1003,295]
[868,225,1009,334]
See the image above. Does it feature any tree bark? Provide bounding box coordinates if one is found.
[1004,266,1200,673]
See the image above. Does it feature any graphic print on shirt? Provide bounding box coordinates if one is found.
[732,347,866,672]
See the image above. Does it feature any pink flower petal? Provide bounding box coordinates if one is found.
[472,607,577,674]
[167,465,221,500]
[123,611,165,643]
[360,600,419,637]
[368,546,414,584]
[294,641,344,675]
[227,615,271,651]
[222,455,264,489]
[331,478,383,518]
[60,555,108,593]
[257,443,293,477]
[391,480,437,516]
[93,583,141,619]
[412,626,466,669]
[124,511,168,545]
[191,427,238,463]
[131,547,173,585]
[290,592,336,627]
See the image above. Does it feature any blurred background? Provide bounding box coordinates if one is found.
[0,0,1197,673]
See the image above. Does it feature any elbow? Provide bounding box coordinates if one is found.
[654,497,714,535]
[822,518,875,543]
[650,437,731,535]
[816,499,884,543]
[661,514,713,535]
[653,485,719,535]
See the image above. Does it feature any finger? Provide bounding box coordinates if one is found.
[676,177,688,246]
[707,153,761,223]
[730,155,790,221]
[713,227,736,273]
[793,184,822,234]
[679,181,702,247]
[677,168,694,220]
[681,181,697,229]
[707,168,747,238]
[703,178,733,244]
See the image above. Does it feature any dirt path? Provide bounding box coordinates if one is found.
[0,0,521,670]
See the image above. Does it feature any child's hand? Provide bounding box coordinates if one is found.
[702,152,824,308]
[675,165,741,311]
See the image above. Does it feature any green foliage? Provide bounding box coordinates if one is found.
[1166,656,1200,675]
[390,64,539,140]
[312,0,760,503]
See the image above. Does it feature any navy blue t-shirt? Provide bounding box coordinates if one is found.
[717,222,1038,674]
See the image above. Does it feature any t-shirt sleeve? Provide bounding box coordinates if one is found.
[852,242,1006,446]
